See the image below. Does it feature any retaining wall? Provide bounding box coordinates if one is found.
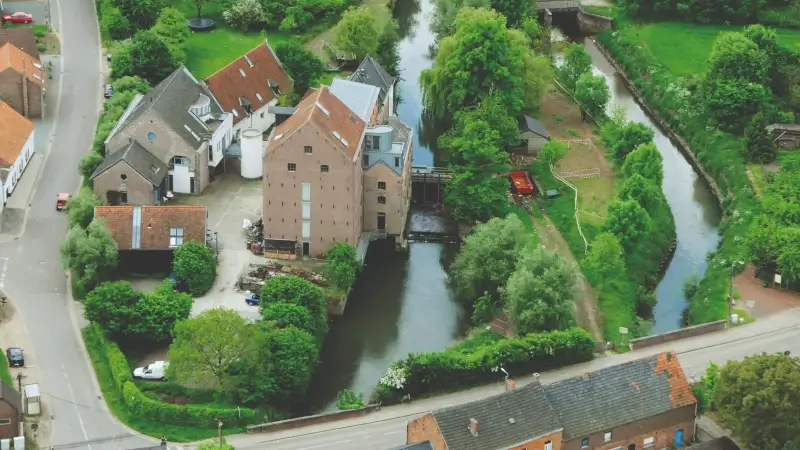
[629,320,726,350]
[578,9,614,34]
[246,404,381,434]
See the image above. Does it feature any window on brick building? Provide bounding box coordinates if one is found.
[604,432,613,442]
[378,196,386,204]
[545,441,553,450]
[119,192,128,204]
[288,163,296,172]
[378,181,386,190]
[321,165,329,173]
[581,438,589,448]
[644,437,654,448]
[169,227,184,247]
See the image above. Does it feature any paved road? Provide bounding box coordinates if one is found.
[225,309,800,450]
[0,0,154,448]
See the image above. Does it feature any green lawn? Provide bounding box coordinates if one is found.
[637,21,800,76]
[0,350,13,385]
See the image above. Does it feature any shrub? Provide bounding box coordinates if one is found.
[337,389,365,410]
[374,328,594,404]
[173,242,217,296]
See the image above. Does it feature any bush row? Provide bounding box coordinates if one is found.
[374,328,595,404]
[84,324,259,428]
[597,26,760,324]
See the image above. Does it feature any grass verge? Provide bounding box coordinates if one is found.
[0,350,13,385]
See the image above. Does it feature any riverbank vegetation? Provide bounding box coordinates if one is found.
[598,0,800,323]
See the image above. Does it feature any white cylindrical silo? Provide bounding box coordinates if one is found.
[241,128,264,179]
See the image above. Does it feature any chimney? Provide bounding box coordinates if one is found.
[667,352,672,361]
[469,418,479,437]
[21,58,29,118]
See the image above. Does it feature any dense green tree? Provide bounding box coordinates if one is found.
[111,30,177,86]
[491,0,535,28]
[262,326,319,401]
[60,219,118,294]
[114,0,163,29]
[519,16,545,53]
[197,442,235,450]
[100,2,131,40]
[705,79,768,133]
[539,140,568,165]
[574,72,609,122]
[450,214,528,304]
[442,95,521,149]
[626,0,763,25]
[777,227,800,283]
[193,0,212,18]
[421,7,547,119]
[152,7,189,64]
[505,247,578,334]
[135,281,193,342]
[558,43,592,91]
[715,354,800,450]
[222,0,265,32]
[259,276,328,342]
[231,331,277,406]
[707,32,767,85]
[273,39,325,100]
[325,242,360,290]
[611,122,654,161]
[375,18,401,78]
[79,152,105,181]
[622,142,664,185]
[430,0,490,41]
[745,214,782,269]
[260,302,317,340]
[701,361,720,410]
[602,199,652,250]
[67,187,103,229]
[744,111,776,163]
[337,389,365,410]
[334,6,379,61]
[618,173,660,212]
[441,120,511,222]
[167,307,257,387]
[111,75,150,95]
[582,232,625,289]
[83,281,142,337]
[173,241,217,296]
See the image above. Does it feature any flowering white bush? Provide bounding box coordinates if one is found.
[379,363,408,390]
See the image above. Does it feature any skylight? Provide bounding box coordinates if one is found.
[274,133,284,140]
[244,55,253,67]
[239,68,246,78]
[32,73,41,81]
[332,131,349,148]
[315,102,330,117]
[32,62,42,69]
[232,109,239,117]
[256,93,263,103]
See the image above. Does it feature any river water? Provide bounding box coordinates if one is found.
[302,0,468,412]
[305,4,723,411]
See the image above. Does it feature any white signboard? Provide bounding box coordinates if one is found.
[619,327,629,335]
[775,273,782,284]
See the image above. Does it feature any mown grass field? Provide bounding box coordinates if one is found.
[636,21,800,76]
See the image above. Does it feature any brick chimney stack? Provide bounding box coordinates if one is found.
[469,418,479,436]
[21,58,29,117]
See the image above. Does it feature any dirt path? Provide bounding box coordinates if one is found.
[530,215,604,341]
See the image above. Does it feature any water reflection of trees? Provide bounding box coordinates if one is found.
[394,0,421,40]
[418,108,453,165]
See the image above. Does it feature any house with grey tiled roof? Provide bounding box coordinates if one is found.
[90,140,168,205]
[103,66,234,200]
[348,56,395,124]
[404,352,698,450]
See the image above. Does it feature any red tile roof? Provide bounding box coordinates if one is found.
[268,86,366,160]
[205,41,292,124]
[94,205,207,250]
[0,101,34,168]
[0,28,39,59]
[0,43,45,88]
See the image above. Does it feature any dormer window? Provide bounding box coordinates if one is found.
[190,94,212,117]
[364,135,380,151]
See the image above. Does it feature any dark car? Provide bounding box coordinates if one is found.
[6,348,23,367]
[168,272,189,293]
[245,292,261,306]
[103,84,113,99]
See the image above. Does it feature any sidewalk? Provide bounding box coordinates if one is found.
[222,309,800,448]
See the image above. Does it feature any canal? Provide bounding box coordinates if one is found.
[302,0,468,412]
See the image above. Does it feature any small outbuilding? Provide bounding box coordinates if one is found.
[517,115,550,155]
[22,383,40,416]
[767,123,800,148]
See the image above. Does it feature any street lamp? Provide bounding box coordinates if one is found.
[500,367,509,392]
[728,260,744,325]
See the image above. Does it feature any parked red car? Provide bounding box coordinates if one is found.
[2,12,34,24]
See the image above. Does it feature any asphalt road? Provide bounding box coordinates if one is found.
[226,310,800,450]
[0,0,154,448]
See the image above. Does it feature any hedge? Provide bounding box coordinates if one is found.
[84,324,259,428]
[597,25,761,325]
[374,328,595,404]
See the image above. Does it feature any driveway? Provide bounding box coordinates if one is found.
[0,0,156,448]
[173,174,264,321]
[1,0,51,26]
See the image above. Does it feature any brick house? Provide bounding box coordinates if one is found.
[405,352,697,450]
[0,42,45,118]
[407,381,564,450]
[102,67,233,199]
[0,28,39,60]
[0,101,35,207]
[90,140,168,206]
[93,205,207,251]
[205,40,292,138]
[0,381,22,439]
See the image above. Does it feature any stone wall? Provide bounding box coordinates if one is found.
[246,404,381,434]
[578,9,613,35]
[629,320,726,350]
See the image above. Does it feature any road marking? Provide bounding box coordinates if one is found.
[363,436,371,439]
[297,441,352,450]
[65,373,92,450]
[0,257,9,289]
[384,431,403,435]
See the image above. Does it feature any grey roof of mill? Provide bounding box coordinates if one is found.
[112,67,223,150]
[348,56,395,103]
[0,381,22,413]
[389,442,434,450]
[686,437,740,450]
[431,381,562,450]
[519,115,550,138]
[330,78,381,122]
[543,353,696,440]
[90,140,168,186]
[268,105,298,116]
[389,116,411,146]
[767,123,800,132]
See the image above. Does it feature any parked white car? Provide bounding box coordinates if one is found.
[133,361,168,381]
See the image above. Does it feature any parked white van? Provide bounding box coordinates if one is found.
[133,361,168,381]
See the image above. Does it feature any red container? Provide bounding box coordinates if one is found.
[510,171,534,195]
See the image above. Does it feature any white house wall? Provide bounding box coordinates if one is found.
[232,99,278,137]
[2,131,35,204]
[209,113,233,167]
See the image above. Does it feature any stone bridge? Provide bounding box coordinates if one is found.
[537,0,581,12]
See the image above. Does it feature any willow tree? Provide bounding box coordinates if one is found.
[420,7,550,119]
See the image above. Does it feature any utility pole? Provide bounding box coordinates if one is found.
[217,419,223,446]
[16,373,25,436]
